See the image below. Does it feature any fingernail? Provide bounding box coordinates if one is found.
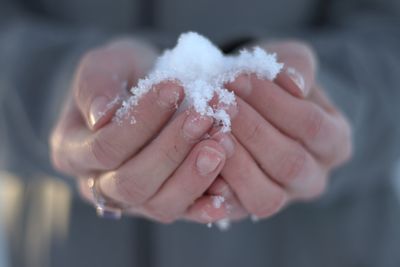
[157,84,182,108]
[182,113,213,141]
[286,67,306,95]
[89,96,109,128]
[233,74,252,96]
[213,133,235,158]
[196,147,224,176]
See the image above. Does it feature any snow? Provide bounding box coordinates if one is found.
[216,218,231,231]
[211,195,225,209]
[115,32,283,132]
[251,215,260,222]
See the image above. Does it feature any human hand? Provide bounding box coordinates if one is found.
[186,41,353,222]
[50,39,235,223]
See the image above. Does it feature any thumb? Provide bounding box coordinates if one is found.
[73,39,157,130]
[262,40,317,98]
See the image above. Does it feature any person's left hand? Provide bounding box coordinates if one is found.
[184,41,353,223]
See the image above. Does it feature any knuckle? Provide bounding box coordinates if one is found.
[49,131,73,174]
[113,173,149,205]
[89,137,121,170]
[305,174,328,200]
[133,114,159,137]
[49,133,62,169]
[160,145,183,169]
[244,120,264,144]
[157,214,178,224]
[329,117,353,167]
[339,118,353,163]
[145,204,178,224]
[50,148,65,173]
[277,144,307,184]
[251,191,286,218]
[304,107,324,141]
[180,179,202,199]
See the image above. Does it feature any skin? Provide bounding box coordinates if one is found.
[50,38,352,225]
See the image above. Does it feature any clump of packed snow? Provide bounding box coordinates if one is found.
[115,32,283,132]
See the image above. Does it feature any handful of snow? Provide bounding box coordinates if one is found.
[116,32,283,132]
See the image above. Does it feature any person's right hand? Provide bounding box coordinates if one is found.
[50,39,234,223]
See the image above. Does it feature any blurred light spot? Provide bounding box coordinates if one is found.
[25,176,71,267]
[0,172,23,236]
[393,159,400,204]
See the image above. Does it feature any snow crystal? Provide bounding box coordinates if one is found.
[216,218,231,231]
[115,32,283,132]
[251,215,259,222]
[211,195,225,209]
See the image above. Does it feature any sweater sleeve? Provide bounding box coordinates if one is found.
[0,0,171,178]
[304,0,400,203]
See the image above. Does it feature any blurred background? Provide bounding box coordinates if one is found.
[1,0,399,266]
[1,161,400,267]
[0,173,71,267]
[0,172,140,267]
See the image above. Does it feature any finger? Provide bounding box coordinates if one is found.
[206,176,248,220]
[264,41,317,97]
[308,85,353,166]
[183,196,229,224]
[231,98,328,198]
[206,177,248,220]
[227,76,348,165]
[78,177,148,219]
[50,94,84,173]
[77,178,95,204]
[74,40,156,130]
[52,80,186,174]
[218,134,288,219]
[184,177,248,223]
[143,140,226,223]
[308,84,338,114]
[95,110,213,207]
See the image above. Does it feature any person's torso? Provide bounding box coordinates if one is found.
[35,0,321,42]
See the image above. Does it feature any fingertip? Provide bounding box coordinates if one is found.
[181,111,214,142]
[263,41,317,98]
[275,68,308,98]
[74,45,138,131]
[225,73,253,97]
[185,196,229,224]
[154,80,185,109]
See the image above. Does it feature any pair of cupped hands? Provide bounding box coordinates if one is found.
[50,38,352,224]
